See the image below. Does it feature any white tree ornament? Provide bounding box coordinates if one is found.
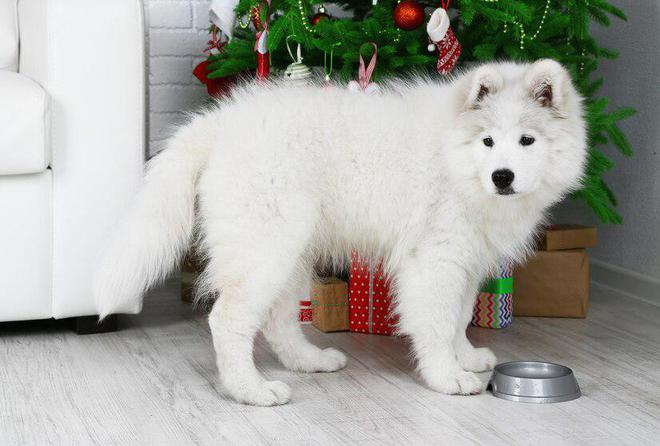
[284,38,312,85]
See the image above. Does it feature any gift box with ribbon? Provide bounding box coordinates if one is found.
[311,278,350,332]
[472,263,513,328]
[349,252,398,335]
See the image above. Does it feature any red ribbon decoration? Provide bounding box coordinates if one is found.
[357,43,378,90]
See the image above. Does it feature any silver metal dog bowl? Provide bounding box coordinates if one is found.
[489,361,581,403]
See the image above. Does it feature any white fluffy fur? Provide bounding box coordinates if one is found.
[94,60,586,406]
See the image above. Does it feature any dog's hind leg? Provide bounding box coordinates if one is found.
[202,190,319,405]
[262,267,347,373]
[207,273,293,406]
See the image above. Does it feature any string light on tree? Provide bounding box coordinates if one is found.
[483,0,550,50]
[297,0,314,33]
[237,6,259,29]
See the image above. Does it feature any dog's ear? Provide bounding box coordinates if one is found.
[525,59,571,115]
[464,66,503,109]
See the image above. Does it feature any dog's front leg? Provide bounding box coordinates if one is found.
[397,254,485,395]
[453,277,497,373]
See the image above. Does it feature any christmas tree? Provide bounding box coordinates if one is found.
[199,0,634,224]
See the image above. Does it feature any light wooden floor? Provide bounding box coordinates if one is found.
[2,280,659,445]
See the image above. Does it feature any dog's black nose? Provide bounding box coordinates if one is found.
[492,169,515,190]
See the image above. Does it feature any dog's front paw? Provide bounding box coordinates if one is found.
[457,347,497,373]
[423,370,485,395]
[225,380,292,406]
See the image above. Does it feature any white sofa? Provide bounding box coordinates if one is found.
[0,0,145,328]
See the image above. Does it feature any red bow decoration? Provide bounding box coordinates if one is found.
[348,43,380,94]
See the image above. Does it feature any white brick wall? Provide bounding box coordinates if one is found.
[144,2,346,156]
[146,0,211,155]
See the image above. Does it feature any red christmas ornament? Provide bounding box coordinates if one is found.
[310,5,330,26]
[393,0,424,31]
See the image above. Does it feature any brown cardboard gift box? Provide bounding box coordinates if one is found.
[538,224,597,251]
[513,249,589,318]
[311,278,350,332]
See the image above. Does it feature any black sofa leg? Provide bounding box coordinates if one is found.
[72,315,118,334]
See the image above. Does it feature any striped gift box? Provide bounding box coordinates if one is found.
[472,263,513,329]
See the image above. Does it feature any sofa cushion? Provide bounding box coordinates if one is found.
[0,0,18,71]
[0,71,50,174]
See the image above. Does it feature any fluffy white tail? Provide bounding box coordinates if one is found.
[94,113,216,318]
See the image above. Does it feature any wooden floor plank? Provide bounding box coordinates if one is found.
[1,280,659,445]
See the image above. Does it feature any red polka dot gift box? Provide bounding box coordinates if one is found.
[349,252,399,335]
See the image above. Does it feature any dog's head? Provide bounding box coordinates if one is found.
[449,59,587,204]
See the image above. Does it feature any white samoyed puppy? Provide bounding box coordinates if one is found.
[94,59,587,406]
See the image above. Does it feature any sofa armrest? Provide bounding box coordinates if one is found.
[19,0,146,318]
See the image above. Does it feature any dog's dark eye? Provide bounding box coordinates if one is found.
[483,137,494,147]
[520,135,535,146]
